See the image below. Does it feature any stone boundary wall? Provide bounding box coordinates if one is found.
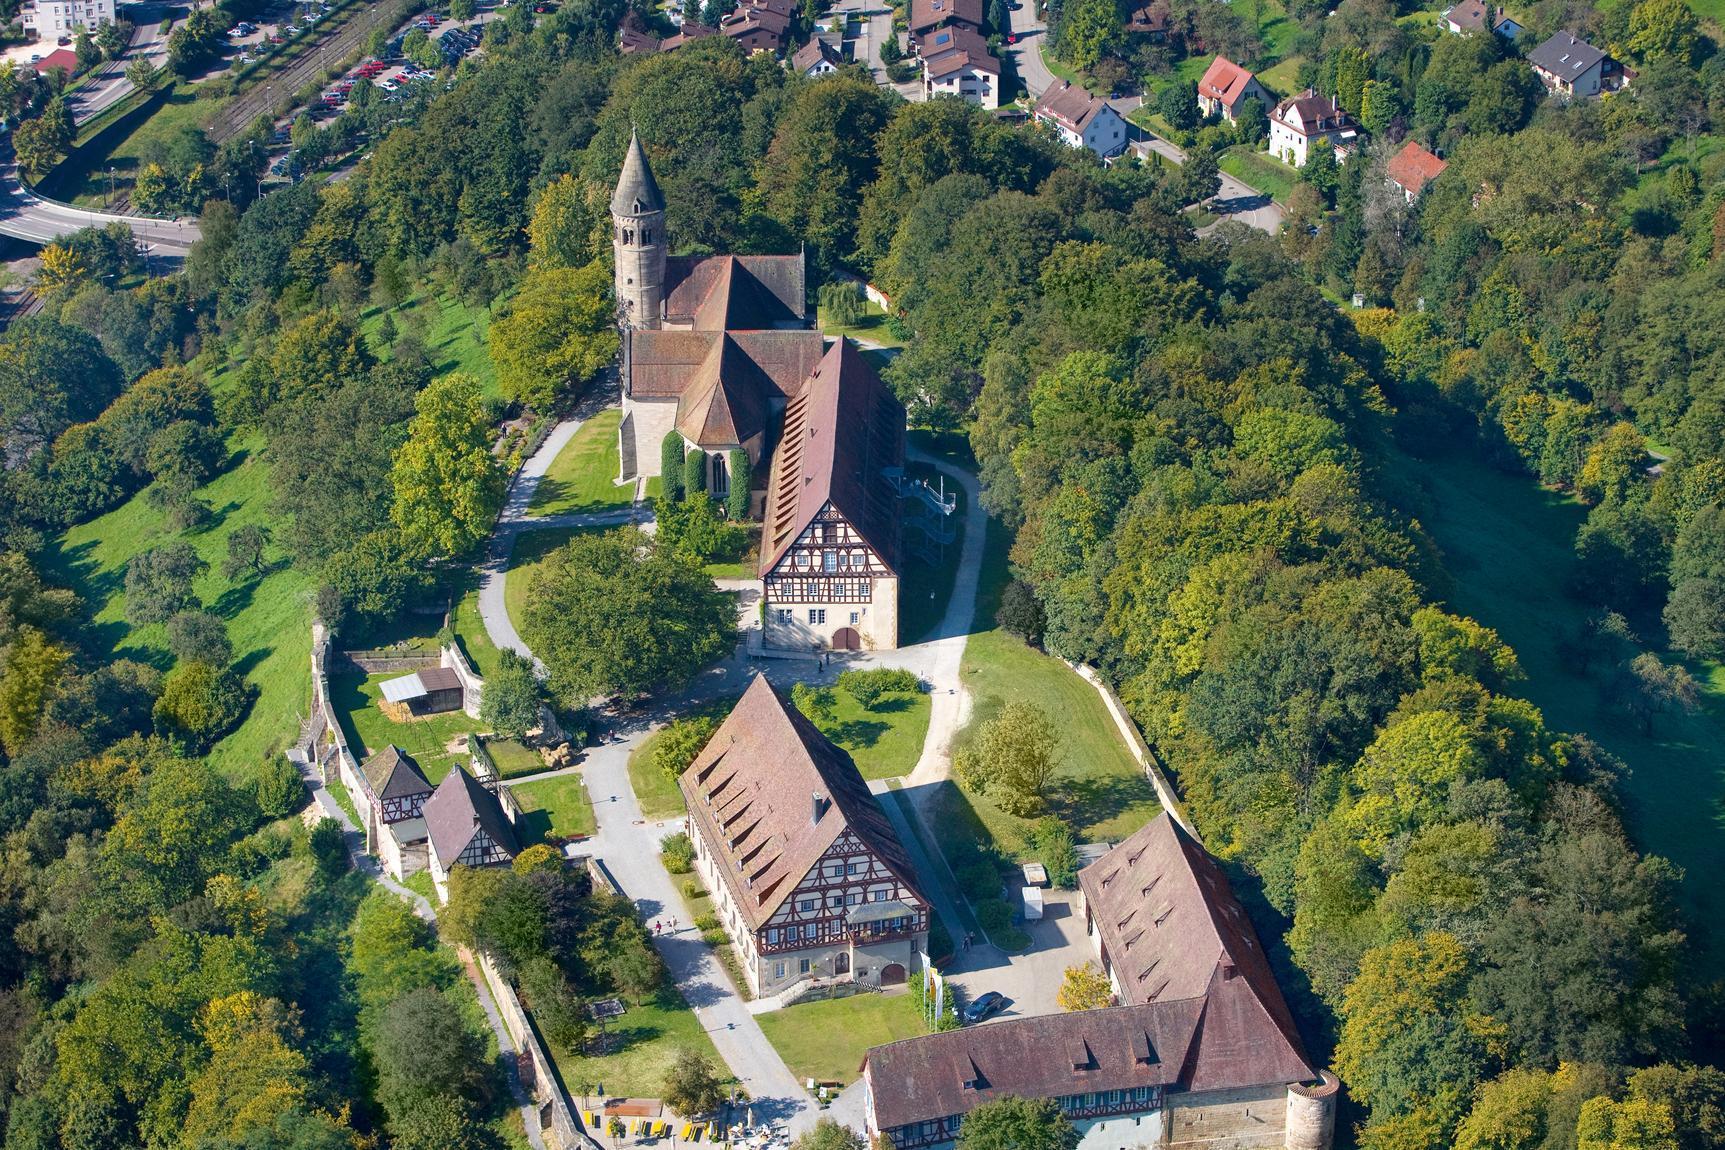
[441,642,485,717]
[335,651,441,674]
[309,625,374,847]
[476,951,594,1150]
[1061,658,1195,838]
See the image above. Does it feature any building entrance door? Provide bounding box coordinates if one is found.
[833,627,860,650]
[880,962,906,985]
[835,952,850,975]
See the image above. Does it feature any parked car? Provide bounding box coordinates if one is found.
[962,992,1007,1024]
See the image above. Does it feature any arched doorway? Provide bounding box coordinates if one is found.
[833,627,860,651]
[835,952,851,976]
[880,962,906,986]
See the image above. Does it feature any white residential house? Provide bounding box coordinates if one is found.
[790,36,842,76]
[1197,55,1270,122]
[1032,81,1128,159]
[918,23,999,108]
[1527,31,1631,97]
[22,0,112,39]
[1269,90,1361,167]
[1440,0,1523,36]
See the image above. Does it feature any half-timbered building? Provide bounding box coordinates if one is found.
[679,675,930,996]
[359,745,434,880]
[863,811,1337,1150]
[759,340,904,651]
[423,765,521,899]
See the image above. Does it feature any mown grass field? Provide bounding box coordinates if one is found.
[1398,448,1725,978]
[528,409,631,516]
[933,511,1159,862]
[550,986,727,1101]
[818,300,906,349]
[755,992,928,1085]
[509,772,598,840]
[1221,145,1297,203]
[55,81,224,206]
[359,293,499,398]
[41,435,313,784]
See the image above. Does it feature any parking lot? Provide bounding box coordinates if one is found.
[940,889,1098,1024]
[259,4,502,180]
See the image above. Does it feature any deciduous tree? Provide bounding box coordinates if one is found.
[391,373,507,560]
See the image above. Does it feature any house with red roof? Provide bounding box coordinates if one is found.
[1386,140,1447,201]
[31,48,80,78]
[1197,55,1269,122]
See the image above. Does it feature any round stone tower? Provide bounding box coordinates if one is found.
[611,127,666,330]
[1284,1071,1340,1150]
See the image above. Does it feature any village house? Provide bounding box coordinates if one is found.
[1197,56,1269,122]
[1439,0,1522,37]
[860,812,1337,1150]
[759,339,904,651]
[679,676,931,997]
[1385,139,1447,201]
[1269,90,1360,167]
[1033,81,1129,159]
[908,0,983,40]
[913,22,1000,108]
[21,0,111,41]
[357,745,434,881]
[1125,4,1168,40]
[424,766,522,900]
[791,36,843,76]
[720,0,794,53]
[1528,31,1631,97]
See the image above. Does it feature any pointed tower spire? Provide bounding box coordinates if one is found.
[611,127,665,217]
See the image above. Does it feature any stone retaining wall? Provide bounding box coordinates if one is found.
[1062,658,1195,838]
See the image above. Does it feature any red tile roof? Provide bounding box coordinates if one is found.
[760,339,905,575]
[679,675,926,930]
[1197,55,1255,106]
[1386,140,1447,195]
[1034,80,1113,133]
[863,813,1317,1135]
[909,0,983,33]
[33,48,78,76]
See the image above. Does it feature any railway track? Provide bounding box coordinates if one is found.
[206,0,419,143]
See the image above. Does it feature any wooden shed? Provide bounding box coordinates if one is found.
[378,666,465,720]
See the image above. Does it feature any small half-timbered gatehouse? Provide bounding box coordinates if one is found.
[423,765,521,898]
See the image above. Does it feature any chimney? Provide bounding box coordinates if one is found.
[811,792,825,825]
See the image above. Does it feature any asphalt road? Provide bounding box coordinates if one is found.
[0,176,201,247]
[1006,0,1054,99]
[64,3,171,123]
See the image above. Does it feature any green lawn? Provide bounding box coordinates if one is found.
[359,293,498,399]
[703,559,756,580]
[52,81,226,206]
[40,435,314,785]
[404,869,437,903]
[450,579,505,683]
[527,409,632,516]
[756,992,927,1086]
[1399,449,1725,978]
[331,672,481,784]
[509,773,597,840]
[818,301,906,350]
[628,698,739,820]
[820,688,932,781]
[1257,53,1306,96]
[938,514,1159,860]
[550,986,728,1101]
[483,736,547,779]
[1220,145,1298,204]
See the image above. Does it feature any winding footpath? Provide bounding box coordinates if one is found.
[476,410,990,1135]
[290,752,548,1150]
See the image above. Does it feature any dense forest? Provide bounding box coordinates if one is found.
[1,0,1725,1140]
